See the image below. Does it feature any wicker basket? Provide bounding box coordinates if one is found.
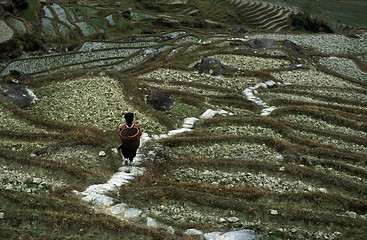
[119,126,140,151]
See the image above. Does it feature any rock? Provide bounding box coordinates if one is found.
[0,211,4,219]
[166,226,175,235]
[194,58,226,76]
[147,217,158,228]
[111,148,118,154]
[33,177,42,185]
[219,217,226,223]
[227,217,239,223]
[0,82,36,108]
[147,87,173,111]
[247,38,279,50]
[184,228,204,236]
[204,229,260,240]
[124,208,143,219]
[284,40,304,55]
[110,203,127,215]
[270,209,278,215]
[200,109,229,119]
[232,26,248,34]
[82,193,114,206]
[99,151,106,157]
[346,211,357,219]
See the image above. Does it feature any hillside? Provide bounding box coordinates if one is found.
[1,0,367,239]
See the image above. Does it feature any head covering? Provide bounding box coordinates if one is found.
[124,112,134,126]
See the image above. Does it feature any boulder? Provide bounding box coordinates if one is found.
[194,58,226,76]
[147,87,173,111]
[247,38,278,50]
[0,82,36,108]
[284,40,304,55]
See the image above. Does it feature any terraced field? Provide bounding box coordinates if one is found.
[1,1,367,240]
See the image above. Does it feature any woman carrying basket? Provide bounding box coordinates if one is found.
[118,113,142,165]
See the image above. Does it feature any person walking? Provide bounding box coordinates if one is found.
[118,113,142,165]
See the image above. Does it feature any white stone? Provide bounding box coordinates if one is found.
[111,148,118,154]
[0,212,4,219]
[147,217,158,228]
[168,128,192,135]
[227,217,239,223]
[204,229,260,240]
[83,183,118,195]
[346,211,357,218]
[270,209,278,215]
[99,151,106,157]
[185,228,204,235]
[125,208,143,219]
[82,193,114,206]
[110,203,127,215]
[219,217,226,223]
[166,226,175,235]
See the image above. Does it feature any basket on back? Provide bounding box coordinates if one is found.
[119,126,140,151]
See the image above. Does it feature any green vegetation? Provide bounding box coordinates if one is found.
[277,0,367,28]
[19,0,38,24]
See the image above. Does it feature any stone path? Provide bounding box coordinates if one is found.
[75,109,260,239]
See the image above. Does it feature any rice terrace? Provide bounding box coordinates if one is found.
[1,0,367,239]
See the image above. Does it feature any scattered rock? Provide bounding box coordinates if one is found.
[147,87,173,111]
[0,82,37,108]
[99,151,106,157]
[247,38,278,50]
